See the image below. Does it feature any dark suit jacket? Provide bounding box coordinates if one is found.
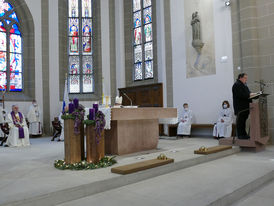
[232,80,251,115]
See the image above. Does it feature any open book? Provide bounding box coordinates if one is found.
[249,91,263,99]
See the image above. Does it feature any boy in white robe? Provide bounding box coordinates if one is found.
[177,103,193,137]
[6,105,30,147]
[27,100,42,136]
[213,100,233,139]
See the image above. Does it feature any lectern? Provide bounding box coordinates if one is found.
[219,94,269,151]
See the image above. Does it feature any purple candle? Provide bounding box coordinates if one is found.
[73,98,79,109]
[69,103,75,114]
[93,103,98,113]
[89,108,95,120]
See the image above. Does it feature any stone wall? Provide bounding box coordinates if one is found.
[231,0,274,142]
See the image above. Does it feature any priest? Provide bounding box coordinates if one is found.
[27,100,42,136]
[6,105,30,147]
[177,103,193,137]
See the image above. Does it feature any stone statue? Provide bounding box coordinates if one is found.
[191,11,204,54]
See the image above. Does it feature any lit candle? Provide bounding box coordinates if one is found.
[73,98,79,109]
[93,103,98,113]
[69,103,75,114]
[89,108,95,120]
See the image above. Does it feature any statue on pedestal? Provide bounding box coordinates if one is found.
[191,11,204,54]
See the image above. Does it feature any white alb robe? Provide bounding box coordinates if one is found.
[177,110,193,135]
[213,108,233,138]
[27,105,42,135]
[6,113,30,147]
[58,113,64,141]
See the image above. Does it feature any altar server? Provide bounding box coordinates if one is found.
[27,100,42,136]
[6,105,30,147]
[213,100,233,139]
[177,103,193,136]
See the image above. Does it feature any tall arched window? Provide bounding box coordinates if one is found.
[0,0,22,92]
[68,0,93,94]
[133,0,153,81]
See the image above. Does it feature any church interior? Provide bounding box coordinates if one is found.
[0,0,274,205]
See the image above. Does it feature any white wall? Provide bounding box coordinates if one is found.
[170,0,234,123]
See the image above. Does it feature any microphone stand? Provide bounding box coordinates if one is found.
[122,91,132,107]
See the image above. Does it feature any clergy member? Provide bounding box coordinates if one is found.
[213,100,233,139]
[6,105,30,147]
[27,100,42,136]
[177,103,193,137]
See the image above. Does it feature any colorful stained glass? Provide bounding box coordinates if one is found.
[133,11,141,28]
[69,56,79,74]
[145,60,153,79]
[0,22,5,32]
[10,34,21,53]
[0,52,6,71]
[144,42,153,60]
[143,0,151,8]
[82,19,92,36]
[82,56,93,74]
[9,12,19,23]
[83,75,93,93]
[0,0,12,17]
[69,0,78,17]
[10,53,22,73]
[82,36,92,54]
[5,19,10,25]
[69,18,79,36]
[144,23,152,42]
[143,7,152,24]
[69,37,79,55]
[134,63,142,80]
[10,72,22,91]
[134,45,142,63]
[133,0,141,12]
[0,32,6,51]
[82,0,92,17]
[69,75,80,93]
[0,72,6,90]
[10,24,21,35]
[134,27,142,45]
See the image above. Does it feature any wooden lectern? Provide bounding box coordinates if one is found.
[219,94,269,151]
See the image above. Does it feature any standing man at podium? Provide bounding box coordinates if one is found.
[232,73,256,139]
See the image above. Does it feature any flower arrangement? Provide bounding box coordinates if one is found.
[61,98,85,134]
[54,156,116,170]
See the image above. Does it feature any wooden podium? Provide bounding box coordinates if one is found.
[64,119,85,163]
[219,94,269,151]
[105,108,177,155]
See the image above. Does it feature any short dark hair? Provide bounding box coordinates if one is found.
[222,100,230,108]
[183,103,188,107]
[237,73,247,80]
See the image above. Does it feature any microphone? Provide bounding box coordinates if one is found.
[254,81,266,86]
[121,91,132,107]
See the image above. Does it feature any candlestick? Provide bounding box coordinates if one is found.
[89,108,95,120]
[93,103,98,113]
[69,103,75,114]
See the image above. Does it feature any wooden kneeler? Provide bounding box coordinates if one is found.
[111,158,174,175]
[86,125,105,164]
[194,145,232,155]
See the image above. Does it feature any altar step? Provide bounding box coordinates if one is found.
[57,148,274,206]
[2,147,240,206]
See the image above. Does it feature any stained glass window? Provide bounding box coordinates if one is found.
[132,0,153,81]
[68,0,94,93]
[0,0,22,91]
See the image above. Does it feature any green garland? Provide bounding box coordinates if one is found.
[61,114,75,120]
[83,119,96,126]
[54,156,116,170]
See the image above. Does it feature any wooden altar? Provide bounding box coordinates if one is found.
[105,108,177,155]
[219,94,269,151]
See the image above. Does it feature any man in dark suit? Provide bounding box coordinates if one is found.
[232,73,256,139]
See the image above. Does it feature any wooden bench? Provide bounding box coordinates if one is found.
[166,123,236,137]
